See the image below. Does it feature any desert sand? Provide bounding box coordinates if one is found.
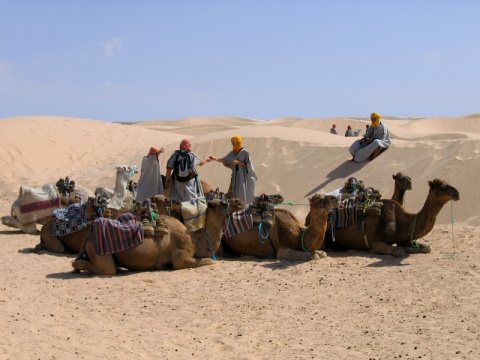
[0,114,479,359]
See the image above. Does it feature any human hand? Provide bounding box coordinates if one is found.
[159,148,165,154]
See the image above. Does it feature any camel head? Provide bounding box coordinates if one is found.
[308,193,340,212]
[393,172,412,191]
[151,195,181,214]
[428,179,460,203]
[207,198,245,216]
[115,165,139,175]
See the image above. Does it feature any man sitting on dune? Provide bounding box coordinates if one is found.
[348,112,391,162]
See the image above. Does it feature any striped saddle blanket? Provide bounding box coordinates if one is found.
[52,203,87,236]
[93,212,143,256]
[329,205,361,229]
[222,205,253,239]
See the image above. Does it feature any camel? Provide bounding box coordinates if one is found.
[1,182,94,234]
[222,193,340,261]
[71,197,245,275]
[95,165,139,210]
[326,178,459,257]
[391,172,412,206]
[35,196,106,254]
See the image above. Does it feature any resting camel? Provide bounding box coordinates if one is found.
[326,178,459,257]
[223,193,340,261]
[71,198,245,275]
[35,197,106,254]
[391,172,412,206]
[95,165,139,210]
[1,182,94,234]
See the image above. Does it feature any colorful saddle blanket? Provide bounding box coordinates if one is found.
[52,203,87,236]
[222,205,253,239]
[93,212,143,256]
[329,204,361,229]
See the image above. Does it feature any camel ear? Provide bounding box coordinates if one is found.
[392,174,396,180]
[428,180,433,188]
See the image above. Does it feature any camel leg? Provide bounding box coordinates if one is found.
[72,240,117,275]
[370,241,405,257]
[35,235,66,254]
[172,257,214,270]
[276,248,322,261]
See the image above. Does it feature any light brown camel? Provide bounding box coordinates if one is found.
[35,197,106,254]
[71,198,244,275]
[391,172,412,206]
[327,178,459,257]
[223,193,340,261]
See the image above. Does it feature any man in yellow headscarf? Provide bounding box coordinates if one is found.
[201,136,257,204]
[348,112,391,162]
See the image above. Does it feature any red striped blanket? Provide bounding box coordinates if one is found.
[222,205,253,239]
[329,205,360,228]
[93,212,143,255]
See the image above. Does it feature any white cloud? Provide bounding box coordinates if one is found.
[101,37,123,58]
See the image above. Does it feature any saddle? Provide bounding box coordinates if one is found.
[251,193,284,228]
[56,176,82,205]
[134,198,168,236]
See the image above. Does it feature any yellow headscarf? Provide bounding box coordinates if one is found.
[231,136,242,154]
[370,112,380,129]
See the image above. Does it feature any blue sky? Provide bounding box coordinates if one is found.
[1,0,479,122]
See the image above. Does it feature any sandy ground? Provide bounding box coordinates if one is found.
[0,115,479,359]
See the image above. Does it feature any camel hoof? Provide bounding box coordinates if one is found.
[315,250,328,259]
[392,247,405,257]
[403,243,432,254]
[34,243,44,250]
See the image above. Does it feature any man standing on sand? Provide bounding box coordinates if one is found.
[348,112,391,162]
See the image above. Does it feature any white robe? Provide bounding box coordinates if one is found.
[222,148,256,205]
[348,123,391,162]
[135,155,164,202]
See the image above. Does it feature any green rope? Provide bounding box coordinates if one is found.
[149,210,159,223]
[279,202,310,206]
[300,226,311,253]
[442,199,460,259]
[409,214,420,248]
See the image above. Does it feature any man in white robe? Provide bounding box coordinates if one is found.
[349,113,391,162]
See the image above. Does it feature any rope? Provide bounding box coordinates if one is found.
[300,227,311,252]
[203,230,217,261]
[257,223,269,244]
[441,198,460,259]
[279,202,310,206]
[409,214,419,248]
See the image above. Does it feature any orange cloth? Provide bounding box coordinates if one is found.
[148,147,160,156]
[370,113,380,129]
[180,139,191,151]
[231,136,242,154]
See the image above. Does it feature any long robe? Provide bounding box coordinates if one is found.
[222,148,256,205]
[166,151,204,202]
[135,154,164,202]
[348,122,391,162]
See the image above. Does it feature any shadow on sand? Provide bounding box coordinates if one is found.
[304,159,369,198]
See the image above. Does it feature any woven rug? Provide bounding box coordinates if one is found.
[52,203,87,236]
[94,212,143,255]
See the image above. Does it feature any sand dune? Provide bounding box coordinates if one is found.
[0,114,478,359]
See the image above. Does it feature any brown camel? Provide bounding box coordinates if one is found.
[35,197,105,254]
[391,172,412,206]
[71,198,245,275]
[327,178,459,257]
[223,193,339,261]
